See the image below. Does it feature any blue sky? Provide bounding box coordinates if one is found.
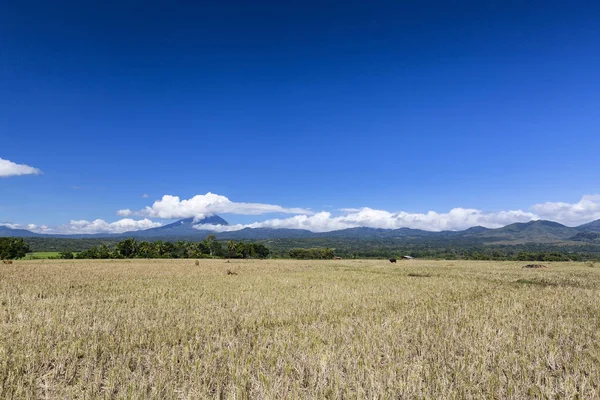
[1,1,600,233]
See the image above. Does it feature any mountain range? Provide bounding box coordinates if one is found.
[2,216,600,245]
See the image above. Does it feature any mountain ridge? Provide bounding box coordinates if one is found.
[2,216,600,244]
[121,216,229,238]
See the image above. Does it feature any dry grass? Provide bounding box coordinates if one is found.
[1,259,600,398]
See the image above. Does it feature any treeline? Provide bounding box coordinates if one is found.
[285,247,582,261]
[267,239,600,261]
[60,236,270,259]
[9,235,600,261]
[225,240,270,259]
[288,248,335,260]
[339,249,592,262]
[24,237,121,252]
[0,238,29,260]
[514,252,574,262]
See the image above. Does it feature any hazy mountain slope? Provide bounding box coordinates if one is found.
[577,220,600,233]
[122,216,229,238]
[3,217,600,244]
[473,220,577,243]
[0,226,41,237]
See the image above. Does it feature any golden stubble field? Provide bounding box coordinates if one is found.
[1,259,599,399]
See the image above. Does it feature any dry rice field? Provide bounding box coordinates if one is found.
[1,259,600,399]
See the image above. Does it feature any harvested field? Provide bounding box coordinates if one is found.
[1,259,600,398]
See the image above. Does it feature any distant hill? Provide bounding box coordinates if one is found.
[577,219,600,233]
[312,227,435,239]
[217,228,313,240]
[474,220,577,243]
[123,216,228,238]
[570,232,600,242]
[0,215,229,240]
[0,225,41,237]
[3,216,600,244]
[458,226,491,236]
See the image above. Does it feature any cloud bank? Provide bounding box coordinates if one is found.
[195,207,537,233]
[140,192,312,219]
[5,193,600,235]
[5,219,162,235]
[1,223,46,231]
[192,195,600,233]
[532,194,600,226]
[0,157,42,177]
[61,218,162,234]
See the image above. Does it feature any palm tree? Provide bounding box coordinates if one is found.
[227,240,237,258]
[154,241,167,257]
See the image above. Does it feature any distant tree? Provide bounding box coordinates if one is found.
[197,240,210,256]
[97,244,112,259]
[115,238,137,258]
[153,241,167,257]
[76,247,99,259]
[203,235,223,257]
[0,238,30,260]
[59,250,74,259]
[517,252,536,261]
[213,241,225,257]
[227,240,237,258]
[186,242,204,258]
[162,241,175,258]
[169,241,186,258]
[236,242,250,258]
[135,241,150,258]
[251,243,270,259]
[203,235,215,256]
[289,247,334,260]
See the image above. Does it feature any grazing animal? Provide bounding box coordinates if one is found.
[2,260,13,265]
[523,264,547,269]
[332,256,342,260]
[226,269,238,276]
[389,258,397,263]
[194,260,199,266]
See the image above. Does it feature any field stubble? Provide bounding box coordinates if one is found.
[1,259,599,398]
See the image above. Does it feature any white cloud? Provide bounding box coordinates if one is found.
[139,192,312,219]
[1,218,162,235]
[207,196,595,232]
[244,212,352,232]
[531,194,600,226]
[0,157,42,177]
[7,193,600,236]
[2,222,52,233]
[193,213,351,233]
[142,194,149,198]
[55,218,162,234]
[193,223,248,232]
[1,223,22,230]
[192,207,537,233]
